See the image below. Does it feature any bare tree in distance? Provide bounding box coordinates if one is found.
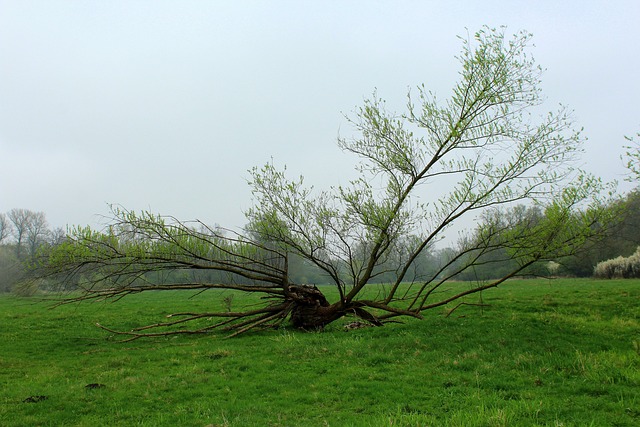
[40,28,616,339]
[6,209,51,259]
[25,211,49,258]
[0,211,67,294]
[8,209,32,258]
[48,227,66,246]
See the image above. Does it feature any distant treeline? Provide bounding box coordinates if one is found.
[0,209,65,293]
[2,190,639,294]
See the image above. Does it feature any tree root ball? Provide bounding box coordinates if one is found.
[287,285,342,330]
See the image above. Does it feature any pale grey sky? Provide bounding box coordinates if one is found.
[1,0,638,234]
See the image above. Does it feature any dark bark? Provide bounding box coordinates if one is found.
[287,284,340,329]
[286,284,381,330]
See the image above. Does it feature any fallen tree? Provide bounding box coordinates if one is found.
[39,28,616,339]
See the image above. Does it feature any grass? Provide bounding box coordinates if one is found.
[0,279,638,426]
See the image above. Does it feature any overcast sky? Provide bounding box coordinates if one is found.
[1,0,639,234]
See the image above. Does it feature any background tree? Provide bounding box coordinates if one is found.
[6,209,50,259]
[40,28,615,339]
[0,209,58,293]
[8,208,31,259]
[48,227,66,247]
[25,211,49,258]
[445,205,544,281]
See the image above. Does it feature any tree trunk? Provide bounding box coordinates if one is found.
[287,284,345,330]
[286,284,383,330]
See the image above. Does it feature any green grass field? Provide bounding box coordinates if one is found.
[1,279,638,426]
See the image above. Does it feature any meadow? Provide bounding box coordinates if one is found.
[0,279,638,426]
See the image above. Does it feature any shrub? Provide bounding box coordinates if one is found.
[593,247,640,278]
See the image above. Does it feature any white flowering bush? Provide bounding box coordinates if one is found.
[593,247,640,279]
